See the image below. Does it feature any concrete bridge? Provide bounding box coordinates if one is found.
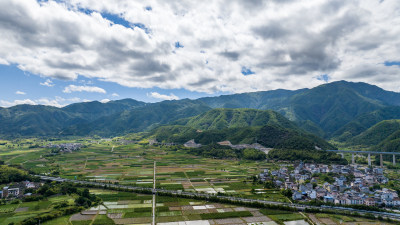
[327,150,400,166]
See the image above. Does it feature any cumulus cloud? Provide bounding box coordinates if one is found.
[40,79,54,87]
[0,99,36,107]
[0,96,83,108]
[63,85,106,94]
[111,93,119,97]
[100,98,110,103]
[147,92,179,101]
[15,91,26,95]
[0,0,399,93]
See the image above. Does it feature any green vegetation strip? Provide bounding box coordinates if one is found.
[268,214,305,222]
[200,211,252,219]
[134,206,169,212]
[93,214,116,225]
[259,209,294,215]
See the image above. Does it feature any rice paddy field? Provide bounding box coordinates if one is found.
[0,189,393,225]
[0,195,76,225]
[0,139,398,224]
[1,139,290,202]
[68,189,306,225]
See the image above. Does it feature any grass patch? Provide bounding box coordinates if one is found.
[200,211,252,219]
[186,171,206,177]
[72,221,92,225]
[123,211,151,218]
[97,192,137,201]
[160,183,184,190]
[316,213,356,222]
[42,215,71,225]
[158,211,182,216]
[93,214,115,225]
[259,208,294,215]
[0,204,18,213]
[268,213,304,222]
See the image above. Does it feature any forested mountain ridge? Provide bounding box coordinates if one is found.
[150,108,334,150]
[1,81,400,141]
[196,81,400,138]
[339,119,400,153]
[171,108,299,131]
[0,99,145,137]
[332,106,400,142]
[62,99,212,136]
[349,120,400,147]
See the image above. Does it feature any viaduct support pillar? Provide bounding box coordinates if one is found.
[368,154,371,166]
[352,153,355,164]
[393,155,396,166]
[380,154,383,167]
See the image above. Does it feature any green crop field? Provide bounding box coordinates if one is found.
[0,139,288,202]
[0,138,397,224]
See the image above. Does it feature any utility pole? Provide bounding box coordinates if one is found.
[152,160,156,225]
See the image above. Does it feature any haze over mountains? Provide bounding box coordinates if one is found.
[1,80,400,151]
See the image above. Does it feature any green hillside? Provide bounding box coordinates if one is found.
[172,108,298,131]
[198,81,400,138]
[372,129,400,152]
[63,99,145,121]
[350,120,400,146]
[332,106,400,142]
[0,105,72,137]
[153,125,333,150]
[0,99,144,138]
[1,80,400,139]
[63,99,211,136]
[197,89,304,111]
[288,82,384,137]
[151,109,334,150]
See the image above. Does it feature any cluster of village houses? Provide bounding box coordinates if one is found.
[43,143,82,153]
[260,163,400,207]
[0,181,41,198]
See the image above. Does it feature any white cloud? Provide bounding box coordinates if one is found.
[0,99,36,107]
[147,92,179,101]
[16,91,26,95]
[40,79,54,87]
[63,85,106,94]
[111,93,119,97]
[0,0,399,93]
[100,98,110,103]
[0,96,83,108]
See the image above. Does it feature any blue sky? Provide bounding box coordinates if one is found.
[0,0,399,107]
[0,65,223,107]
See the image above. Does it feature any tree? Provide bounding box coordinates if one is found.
[264,181,276,189]
[281,189,292,198]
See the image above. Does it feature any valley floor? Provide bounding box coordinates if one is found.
[0,138,399,224]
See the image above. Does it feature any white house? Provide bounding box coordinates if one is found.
[292,191,303,200]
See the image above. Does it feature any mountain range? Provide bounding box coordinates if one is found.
[1,80,400,151]
[150,108,334,150]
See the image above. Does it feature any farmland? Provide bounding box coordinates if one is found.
[0,187,392,225]
[0,195,76,224]
[0,138,398,224]
[2,139,289,202]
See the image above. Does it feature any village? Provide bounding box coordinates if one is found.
[43,143,83,154]
[259,162,400,208]
[0,180,42,199]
